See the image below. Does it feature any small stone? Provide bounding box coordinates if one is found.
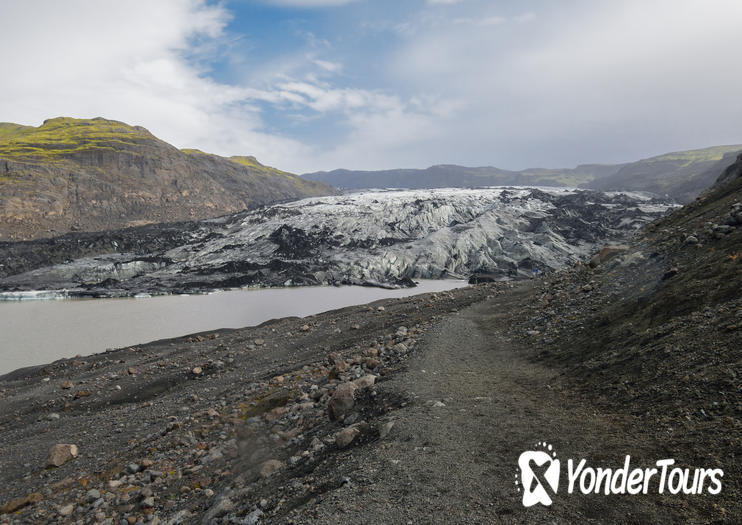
[335,426,360,448]
[353,375,376,390]
[300,324,310,332]
[243,509,264,525]
[254,338,265,346]
[685,235,699,244]
[127,367,137,375]
[329,361,349,378]
[127,463,141,474]
[45,444,78,468]
[379,421,395,439]
[192,367,203,375]
[60,381,73,390]
[377,306,385,312]
[259,459,284,478]
[328,382,357,420]
[265,406,287,422]
[141,496,155,508]
[365,358,381,370]
[59,503,74,516]
[86,489,101,503]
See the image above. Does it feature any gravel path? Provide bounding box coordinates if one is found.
[300,283,714,524]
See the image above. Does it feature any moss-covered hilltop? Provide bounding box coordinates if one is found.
[0,117,337,240]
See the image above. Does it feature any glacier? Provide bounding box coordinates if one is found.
[0,187,676,297]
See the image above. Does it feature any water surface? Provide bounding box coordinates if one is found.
[0,280,466,375]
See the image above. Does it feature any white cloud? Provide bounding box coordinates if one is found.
[2,0,741,175]
[385,0,742,168]
[0,0,316,170]
[261,0,359,7]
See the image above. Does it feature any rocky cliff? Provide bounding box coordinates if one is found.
[0,117,336,240]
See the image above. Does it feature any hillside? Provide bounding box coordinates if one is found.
[585,145,742,202]
[0,117,336,240]
[303,145,742,203]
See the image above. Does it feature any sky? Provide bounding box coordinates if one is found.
[0,0,741,173]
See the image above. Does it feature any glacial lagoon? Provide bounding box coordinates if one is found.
[0,280,466,375]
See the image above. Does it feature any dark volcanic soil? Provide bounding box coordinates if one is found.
[0,277,739,523]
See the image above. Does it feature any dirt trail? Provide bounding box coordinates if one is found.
[302,283,715,524]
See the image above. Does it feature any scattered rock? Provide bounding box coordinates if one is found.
[60,381,73,390]
[335,426,361,448]
[45,444,78,468]
[243,509,264,525]
[259,459,284,478]
[192,366,203,375]
[202,496,234,522]
[379,421,395,439]
[85,489,101,503]
[0,493,42,514]
[353,374,376,389]
[328,382,357,420]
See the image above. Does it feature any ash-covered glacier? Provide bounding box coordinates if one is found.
[0,188,676,297]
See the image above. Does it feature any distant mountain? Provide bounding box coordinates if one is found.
[303,163,623,191]
[303,145,742,203]
[0,117,336,240]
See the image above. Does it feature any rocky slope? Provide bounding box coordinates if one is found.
[0,188,676,297]
[502,150,742,517]
[0,118,336,240]
[303,145,742,203]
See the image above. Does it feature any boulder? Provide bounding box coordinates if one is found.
[45,444,78,468]
[335,426,361,448]
[328,382,357,420]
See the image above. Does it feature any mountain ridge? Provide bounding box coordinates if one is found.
[0,117,337,240]
[303,144,742,201]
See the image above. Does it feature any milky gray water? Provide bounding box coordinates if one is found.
[0,280,466,375]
